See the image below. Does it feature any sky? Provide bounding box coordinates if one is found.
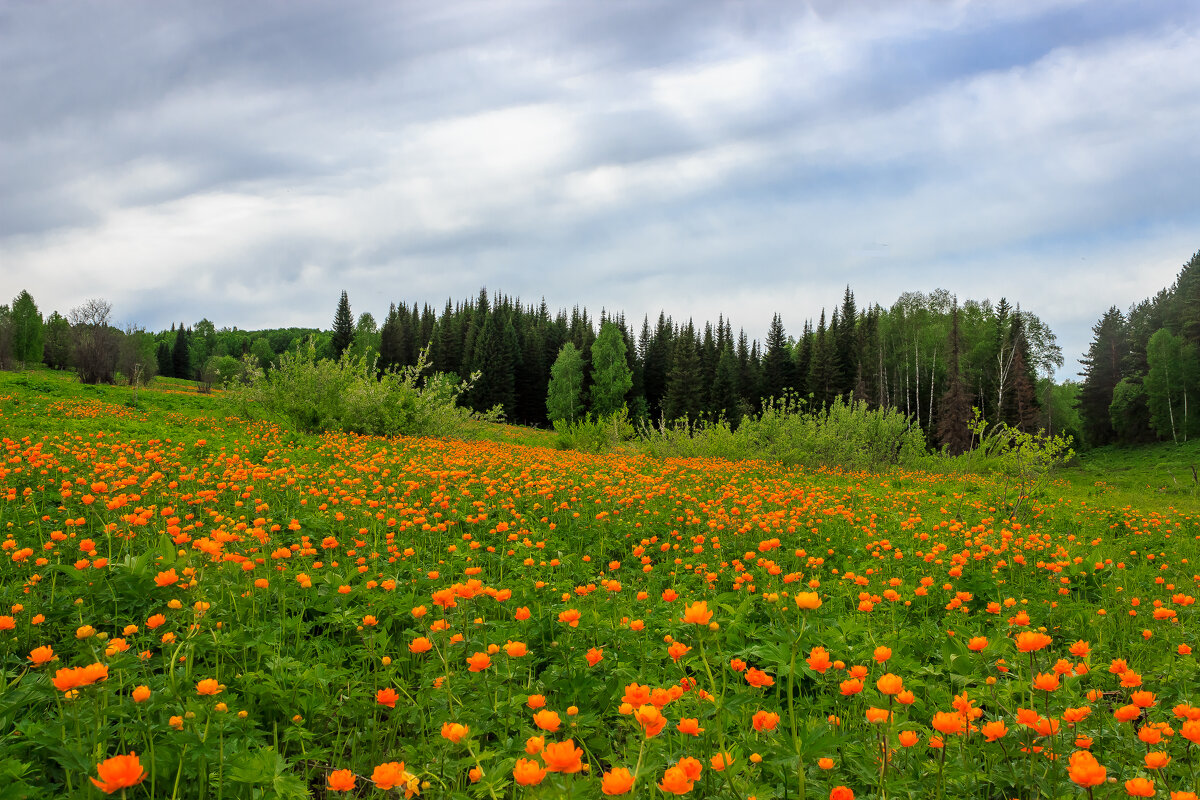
[2,0,1199,378]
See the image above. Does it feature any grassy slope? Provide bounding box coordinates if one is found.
[4,366,1197,514]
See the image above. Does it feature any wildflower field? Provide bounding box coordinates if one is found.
[1,374,1199,799]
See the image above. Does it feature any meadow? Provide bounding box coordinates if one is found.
[1,370,1198,799]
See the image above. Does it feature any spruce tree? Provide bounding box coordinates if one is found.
[937,305,973,454]
[10,291,43,368]
[663,323,703,424]
[760,313,794,404]
[172,326,191,380]
[711,344,742,427]
[42,312,73,371]
[331,291,355,358]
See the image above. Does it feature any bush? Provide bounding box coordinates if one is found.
[640,394,931,471]
[229,339,498,438]
[552,408,635,453]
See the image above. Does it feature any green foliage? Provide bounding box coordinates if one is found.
[642,394,931,471]
[1145,328,1199,442]
[230,339,497,438]
[552,407,635,453]
[589,321,633,417]
[546,342,585,425]
[957,409,1076,519]
[1109,377,1152,444]
[331,290,355,358]
[9,290,43,368]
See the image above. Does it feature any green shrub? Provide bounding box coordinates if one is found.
[640,394,931,471]
[229,339,498,438]
[552,407,635,453]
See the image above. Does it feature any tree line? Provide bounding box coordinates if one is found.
[0,283,1070,450]
[1079,249,1200,445]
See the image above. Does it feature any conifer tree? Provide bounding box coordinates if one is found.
[331,291,355,358]
[10,291,43,368]
[42,311,72,370]
[711,344,742,427]
[937,305,973,454]
[172,325,191,380]
[663,322,703,424]
[760,313,794,404]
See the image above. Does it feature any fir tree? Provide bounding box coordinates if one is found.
[10,290,43,368]
[331,291,355,358]
[760,313,794,404]
[663,322,703,424]
[937,304,973,454]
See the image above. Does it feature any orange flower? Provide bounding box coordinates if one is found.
[504,640,528,657]
[1124,777,1155,797]
[681,601,712,625]
[466,652,491,672]
[602,767,636,795]
[1062,707,1092,724]
[866,707,891,724]
[371,762,413,792]
[677,718,704,736]
[668,641,691,661]
[513,758,546,786]
[876,673,904,695]
[52,667,85,692]
[131,685,151,703]
[873,646,892,663]
[586,647,604,666]
[752,710,780,732]
[146,614,166,629]
[1015,631,1052,652]
[525,735,544,755]
[745,668,775,688]
[1145,751,1171,770]
[1131,691,1157,709]
[196,678,224,696]
[1068,751,1106,787]
[542,739,584,773]
[830,787,855,800]
[898,730,920,747]
[376,687,399,708]
[839,678,864,696]
[658,765,695,795]
[533,709,561,732]
[409,636,433,654]
[558,608,582,627]
[327,769,356,793]
[1032,673,1060,692]
[807,647,832,674]
[967,636,989,652]
[980,720,1008,741]
[527,694,547,710]
[794,592,822,610]
[1069,640,1091,658]
[90,752,148,794]
[441,722,469,743]
[635,704,667,737]
[623,682,651,706]
[710,752,733,771]
[931,711,965,736]
[154,569,179,587]
[29,645,55,666]
[1114,705,1142,723]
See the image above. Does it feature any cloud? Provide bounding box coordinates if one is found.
[1,0,1198,377]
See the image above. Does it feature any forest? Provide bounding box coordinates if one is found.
[1,247,1197,451]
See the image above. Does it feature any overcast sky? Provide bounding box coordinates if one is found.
[3,0,1199,377]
